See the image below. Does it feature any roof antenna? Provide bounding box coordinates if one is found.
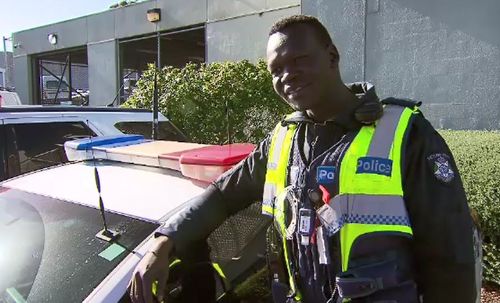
[225,99,231,144]
[152,64,159,140]
[87,120,119,242]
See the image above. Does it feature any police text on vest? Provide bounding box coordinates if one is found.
[356,157,393,176]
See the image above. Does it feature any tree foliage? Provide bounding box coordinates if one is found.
[109,0,138,9]
[122,61,289,144]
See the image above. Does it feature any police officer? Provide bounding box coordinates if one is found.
[129,15,477,303]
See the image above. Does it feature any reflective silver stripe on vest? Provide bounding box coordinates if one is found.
[267,125,289,170]
[262,183,277,209]
[317,194,411,236]
[368,105,405,158]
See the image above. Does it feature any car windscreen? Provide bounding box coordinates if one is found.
[114,121,188,142]
[0,187,160,303]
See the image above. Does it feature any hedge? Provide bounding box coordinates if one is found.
[441,130,500,285]
[123,61,500,286]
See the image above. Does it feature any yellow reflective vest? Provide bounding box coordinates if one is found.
[262,104,419,299]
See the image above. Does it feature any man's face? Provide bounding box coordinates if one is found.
[266,24,337,111]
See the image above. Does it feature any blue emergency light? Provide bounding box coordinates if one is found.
[65,135,146,150]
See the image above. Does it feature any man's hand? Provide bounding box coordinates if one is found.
[129,236,174,303]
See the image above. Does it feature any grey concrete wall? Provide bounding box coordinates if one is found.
[156,0,206,31]
[12,0,207,56]
[207,6,300,63]
[0,52,14,87]
[13,17,88,56]
[12,0,207,105]
[302,0,366,84]
[208,0,299,21]
[12,55,32,104]
[87,9,116,43]
[115,1,158,39]
[304,0,500,130]
[365,0,500,130]
[87,40,119,106]
[13,0,499,129]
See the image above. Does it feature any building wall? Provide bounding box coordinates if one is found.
[302,0,365,84]
[303,0,500,130]
[12,0,206,56]
[87,41,118,106]
[206,2,300,62]
[13,55,33,104]
[12,0,207,106]
[12,0,500,129]
[0,51,14,88]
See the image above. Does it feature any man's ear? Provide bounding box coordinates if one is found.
[328,44,340,67]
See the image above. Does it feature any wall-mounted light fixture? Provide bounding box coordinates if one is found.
[147,8,161,22]
[47,33,58,45]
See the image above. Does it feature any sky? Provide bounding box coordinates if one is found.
[0,0,120,51]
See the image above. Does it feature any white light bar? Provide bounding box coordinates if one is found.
[64,135,255,182]
[64,135,147,162]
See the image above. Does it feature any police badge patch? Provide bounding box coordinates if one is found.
[427,153,455,183]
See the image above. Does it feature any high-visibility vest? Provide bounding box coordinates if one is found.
[262,104,419,298]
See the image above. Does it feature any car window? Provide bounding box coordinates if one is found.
[114,121,188,142]
[0,187,160,303]
[2,122,96,179]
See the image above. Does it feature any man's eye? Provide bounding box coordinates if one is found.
[271,68,282,77]
[295,56,309,65]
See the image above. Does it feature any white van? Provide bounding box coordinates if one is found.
[42,75,70,101]
[0,106,187,180]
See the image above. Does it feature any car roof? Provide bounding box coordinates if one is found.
[0,105,153,113]
[0,106,171,131]
[1,160,205,222]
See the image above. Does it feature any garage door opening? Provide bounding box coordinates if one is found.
[116,26,205,105]
[34,48,89,105]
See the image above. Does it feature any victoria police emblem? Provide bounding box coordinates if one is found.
[427,153,455,183]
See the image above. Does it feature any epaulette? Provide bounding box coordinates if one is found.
[381,97,422,108]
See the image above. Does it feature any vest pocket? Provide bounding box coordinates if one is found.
[336,249,418,302]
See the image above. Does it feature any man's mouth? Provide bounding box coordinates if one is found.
[284,83,310,96]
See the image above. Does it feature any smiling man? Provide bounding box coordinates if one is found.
[129,15,477,303]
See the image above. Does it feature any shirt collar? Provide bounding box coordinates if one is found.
[282,82,380,131]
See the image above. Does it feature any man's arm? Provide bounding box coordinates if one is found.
[156,136,270,253]
[129,136,270,303]
[403,114,477,302]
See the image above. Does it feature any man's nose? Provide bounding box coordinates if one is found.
[281,67,298,84]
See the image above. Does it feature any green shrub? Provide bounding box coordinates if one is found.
[440,130,500,285]
[122,61,290,144]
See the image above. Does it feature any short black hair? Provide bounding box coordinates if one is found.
[269,15,333,46]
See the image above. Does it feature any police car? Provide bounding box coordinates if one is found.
[0,106,187,181]
[0,135,266,302]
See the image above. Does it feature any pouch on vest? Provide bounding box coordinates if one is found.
[335,252,418,303]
